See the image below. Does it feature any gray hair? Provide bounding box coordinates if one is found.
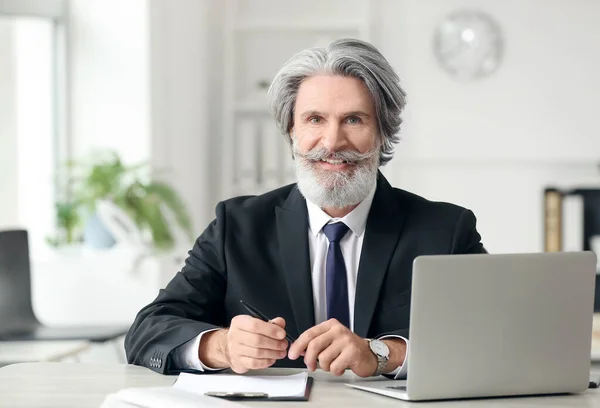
[267,38,406,166]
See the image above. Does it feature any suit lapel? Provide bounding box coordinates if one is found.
[354,174,408,338]
[276,187,315,338]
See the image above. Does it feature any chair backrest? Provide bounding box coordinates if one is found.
[0,229,38,331]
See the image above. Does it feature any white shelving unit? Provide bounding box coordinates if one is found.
[220,0,374,198]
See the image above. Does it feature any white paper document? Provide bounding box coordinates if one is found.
[100,386,245,408]
[173,371,309,398]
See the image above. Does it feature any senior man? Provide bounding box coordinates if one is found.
[125,38,486,379]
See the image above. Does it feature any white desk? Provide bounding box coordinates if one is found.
[0,341,89,365]
[2,363,600,407]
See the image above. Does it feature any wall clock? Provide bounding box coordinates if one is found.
[433,10,504,81]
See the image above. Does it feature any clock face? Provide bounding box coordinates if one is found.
[433,10,504,81]
[371,340,389,356]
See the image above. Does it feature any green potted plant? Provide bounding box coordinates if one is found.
[49,150,193,251]
[46,201,82,248]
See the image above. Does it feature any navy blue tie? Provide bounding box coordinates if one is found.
[323,222,350,328]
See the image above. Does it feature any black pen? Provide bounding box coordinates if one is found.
[239,299,296,343]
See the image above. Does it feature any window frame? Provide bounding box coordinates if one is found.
[0,0,65,19]
[0,0,69,243]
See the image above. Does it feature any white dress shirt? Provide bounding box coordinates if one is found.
[173,186,408,378]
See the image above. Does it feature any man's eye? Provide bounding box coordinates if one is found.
[309,117,321,124]
[346,116,361,124]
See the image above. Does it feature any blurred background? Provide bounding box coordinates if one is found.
[1,0,599,364]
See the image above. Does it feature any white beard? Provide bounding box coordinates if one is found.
[292,139,380,209]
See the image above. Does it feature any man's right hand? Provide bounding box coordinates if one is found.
[199,315,288,373]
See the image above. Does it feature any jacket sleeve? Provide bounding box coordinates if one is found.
[124,202,228,374]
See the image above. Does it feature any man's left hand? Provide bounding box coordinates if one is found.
[287,318,377,377]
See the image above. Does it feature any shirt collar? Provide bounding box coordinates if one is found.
[306,184,377,238]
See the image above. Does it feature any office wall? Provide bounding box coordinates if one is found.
[67,0,150,165]
[0,21,18,228]
[375,0,600,253]
[63,0,600,254]
[148,0,214,234]
[183,0,600,253]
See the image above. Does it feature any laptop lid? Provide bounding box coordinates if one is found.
[405,252,596,401]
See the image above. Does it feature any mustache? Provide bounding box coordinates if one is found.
[292,144,378,164]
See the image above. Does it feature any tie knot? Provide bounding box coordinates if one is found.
[322,222,349,243]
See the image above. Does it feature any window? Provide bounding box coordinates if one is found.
[0,1,66,255]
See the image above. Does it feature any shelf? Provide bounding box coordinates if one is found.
[233,19,365,32]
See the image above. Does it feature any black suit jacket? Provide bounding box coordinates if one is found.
[124,174,486,374]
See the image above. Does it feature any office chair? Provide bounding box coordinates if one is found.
[0,229,129,342]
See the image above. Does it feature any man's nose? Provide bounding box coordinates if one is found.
[320,124,347,152]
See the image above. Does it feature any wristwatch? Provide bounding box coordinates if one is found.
[367,338,389,376]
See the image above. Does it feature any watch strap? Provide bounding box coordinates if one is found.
[374,354,388,376]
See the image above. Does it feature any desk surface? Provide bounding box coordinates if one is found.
[2,362,600,408]
[0,341,89,365]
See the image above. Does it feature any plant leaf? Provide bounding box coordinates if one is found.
[142,181,194,240]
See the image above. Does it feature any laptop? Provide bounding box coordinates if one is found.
[346,252,597,401]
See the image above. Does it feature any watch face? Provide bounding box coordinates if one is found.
[433,10,503,81]
[370,340,389,357]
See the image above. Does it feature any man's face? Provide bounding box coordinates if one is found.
[291,75,380,209]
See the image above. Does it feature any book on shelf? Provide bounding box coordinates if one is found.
[543,187,585,253]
